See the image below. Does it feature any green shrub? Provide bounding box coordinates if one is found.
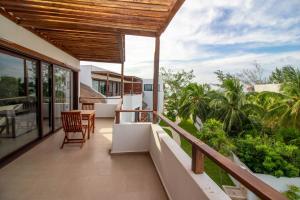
[283,185,300,200]
[197,119,235,156]
[235,135,299,177]
[275,127,300,147]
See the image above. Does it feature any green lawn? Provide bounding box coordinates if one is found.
[163,128,173,138]
[159,120,169,127]
[179,119,234,187]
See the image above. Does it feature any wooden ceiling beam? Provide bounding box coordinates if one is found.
[112,0,171,6]
[159,0,185,35]
[18,16,159,31]
[4,5,165,22]
[10,9,165,25]
[0,0,186,63]
[0,1,170,18]
[31,0,170,11]
[19,20,157,37]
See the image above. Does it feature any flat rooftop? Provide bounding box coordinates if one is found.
[0,119,167,200]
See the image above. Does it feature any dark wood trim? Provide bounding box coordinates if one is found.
[73,72,79,110]
[51,64,55,132]
[106,73,109,96]
[79,97,121,100]
[155,112,287,200]
[73,71,79,109]
[153,36,160,122]
[131,77,134,94]
[37,60,43,137]
[0,38,79,71]
[24,59,28,96]
[116,110,153,113]
[192,145,204,174]
[114,110,153,124]
[121,62,124,99]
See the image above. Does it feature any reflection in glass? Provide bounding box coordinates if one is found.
[92,80,99,92]
[54,65,71,129]
[0,52,38,159]
[42,62,52,135]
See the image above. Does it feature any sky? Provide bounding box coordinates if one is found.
[81,0,300,85]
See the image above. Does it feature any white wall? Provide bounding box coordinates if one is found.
[254,84,281,92]
[79,102,119,118]
[111,123,230,200]
[79,65,93,87]
[111,123,151,153]
[94,103,117,118]
[121,94,143,122]
[0,15,79,69]
[143,78,164,113]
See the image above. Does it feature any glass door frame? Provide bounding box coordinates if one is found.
[39,62,54,136]
[0,45,78,166]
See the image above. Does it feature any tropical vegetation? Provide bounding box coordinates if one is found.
[161,65,300,178]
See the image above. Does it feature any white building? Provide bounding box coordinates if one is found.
[142,78,164,113]
[79,65,164,122]
[254,84,281,93]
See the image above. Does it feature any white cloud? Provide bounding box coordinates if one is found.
[82,0,300,83]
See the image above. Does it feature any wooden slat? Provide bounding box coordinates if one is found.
[0,0,185,62]
[159,0,185,34]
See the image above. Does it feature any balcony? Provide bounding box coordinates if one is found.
[0,0,290,199]
[0,119,168,200]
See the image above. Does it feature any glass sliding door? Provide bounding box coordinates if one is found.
[0,51,38,159]
[54,65,72,130]
[41,62,52,135]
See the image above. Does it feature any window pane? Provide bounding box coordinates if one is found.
[144,84,153,91]
[42,62,52,135]
[27,60,37,96]
[92,80,99,92]
[54,65,71,129]
[0,52,38,159]
[0,53,24,98]
[100,81,106,95]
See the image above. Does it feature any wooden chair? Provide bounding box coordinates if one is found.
[82,103,94,110]
[61,111,87,149]
[81,103,95,123]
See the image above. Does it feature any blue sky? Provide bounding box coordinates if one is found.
[82,0,300,84]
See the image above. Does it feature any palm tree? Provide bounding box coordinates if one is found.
[179,83,211,122]
[264,67,300,129]
[210,78,250,135]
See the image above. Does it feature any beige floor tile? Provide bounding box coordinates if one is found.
[0,119,168,200]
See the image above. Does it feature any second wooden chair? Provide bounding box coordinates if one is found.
[61,111,87,149]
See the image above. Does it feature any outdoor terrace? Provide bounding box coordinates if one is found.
[0,0,290,199]
[0,119,167,200]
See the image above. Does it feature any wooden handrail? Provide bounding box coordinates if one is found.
[154,111,287,200]
[115,109,153,113]
[115,109,153,124]
[79,97,121,100]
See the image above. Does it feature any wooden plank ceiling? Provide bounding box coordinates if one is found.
[0,0,184,63]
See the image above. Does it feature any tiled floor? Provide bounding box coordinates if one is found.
[0,119,167,200]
